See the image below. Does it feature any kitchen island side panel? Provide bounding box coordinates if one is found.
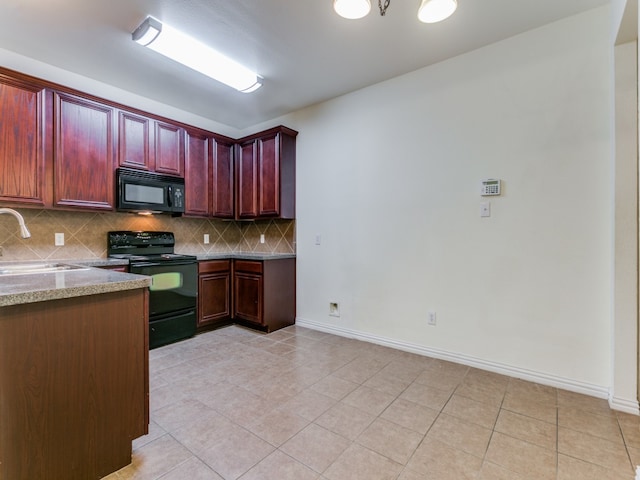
[0,288,149,480]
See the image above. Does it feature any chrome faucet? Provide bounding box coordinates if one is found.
[0,208,31,238]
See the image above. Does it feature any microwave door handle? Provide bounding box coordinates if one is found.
[167,185,173,207]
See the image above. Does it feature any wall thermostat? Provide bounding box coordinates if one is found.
[481,179,501,196]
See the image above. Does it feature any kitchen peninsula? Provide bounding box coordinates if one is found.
[0,265,151,479]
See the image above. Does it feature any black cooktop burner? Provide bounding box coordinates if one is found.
[107,231,197,263]
[109,253,197,262]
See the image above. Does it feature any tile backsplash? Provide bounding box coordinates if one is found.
[0,209,295,261]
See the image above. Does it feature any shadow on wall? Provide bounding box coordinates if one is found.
[0,209,295,261]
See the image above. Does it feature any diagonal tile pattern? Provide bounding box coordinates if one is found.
[0,209,295,260]
[103,325,638,480]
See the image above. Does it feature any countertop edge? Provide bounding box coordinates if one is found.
[0,277,151,307]
[0,269,151,307]
[196,253,296,261]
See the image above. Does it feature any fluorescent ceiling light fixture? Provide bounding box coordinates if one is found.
[132,16,262,93]
[334,0,371,19]
[417,0,457,23]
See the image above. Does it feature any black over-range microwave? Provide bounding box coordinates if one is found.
[116,168,186,215]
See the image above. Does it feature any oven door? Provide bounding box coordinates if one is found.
[130,261,197,316]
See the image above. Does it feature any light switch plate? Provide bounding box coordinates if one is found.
[480,202,491,218]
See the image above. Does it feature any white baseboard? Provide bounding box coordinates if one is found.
[295,317,636,413]
[609,395,640,415]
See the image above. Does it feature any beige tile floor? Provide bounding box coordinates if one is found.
[104,325,640,480]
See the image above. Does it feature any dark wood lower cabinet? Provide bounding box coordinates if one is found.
[233,258,295,333]
[198,258,295,334]
[198,260,231,329]
[234,270,263,324]
[0,289,149,480]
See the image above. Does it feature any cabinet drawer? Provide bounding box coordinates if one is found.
[199,259,231,274]
[234,260,263,274]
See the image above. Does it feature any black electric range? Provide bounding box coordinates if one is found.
[108,231,198,349]
[107,231,197,264]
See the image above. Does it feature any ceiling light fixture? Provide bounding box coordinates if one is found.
[333,0,372,19]
[132,16,262,93]
[417,0,458,23]
[333,0,457,23]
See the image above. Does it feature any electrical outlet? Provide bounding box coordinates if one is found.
[329,302,340,317]
[260,234,265,244]
[55,233,65,246]
[204,234,210,244]
[428,311,437,326]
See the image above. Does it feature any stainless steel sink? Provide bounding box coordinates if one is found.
[0,263,90,275]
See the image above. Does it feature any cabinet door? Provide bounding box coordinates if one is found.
[118,111,151,170]
[257,132,280,217]
[53,92,114,210]
[199,272,231,326]
[155,121,184,176]
[211,139,234,218]
[0,78,49,206]
[236,140,258,218]
[235,126,296,220]
[184,130,210,217]
[233,272,262,324]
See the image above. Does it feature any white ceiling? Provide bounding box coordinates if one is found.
[0,0,609,129]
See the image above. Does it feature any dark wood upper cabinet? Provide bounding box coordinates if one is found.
[257,132,280,217]
[118,111,151,171]
[155,121,184,176]
[236,126,297,220]
[184,128,210,217]
[53,92,114,210]
[212,138,234,219]
[236,140,259,218]
[0,68,297,218]
[118,111,184,176]
[184,130,235,219]
[0,76,49,206]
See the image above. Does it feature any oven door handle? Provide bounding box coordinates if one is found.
[131,261,196,268]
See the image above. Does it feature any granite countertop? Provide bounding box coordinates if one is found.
[0,253,295,307]
[62,254,296,264]
[197,253,296,261]
[0,261,151,307]
[73,258,131,267]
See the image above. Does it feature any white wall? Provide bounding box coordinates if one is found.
[613,40,638,413]
[288,7,615,398]
[613,0,638,44]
